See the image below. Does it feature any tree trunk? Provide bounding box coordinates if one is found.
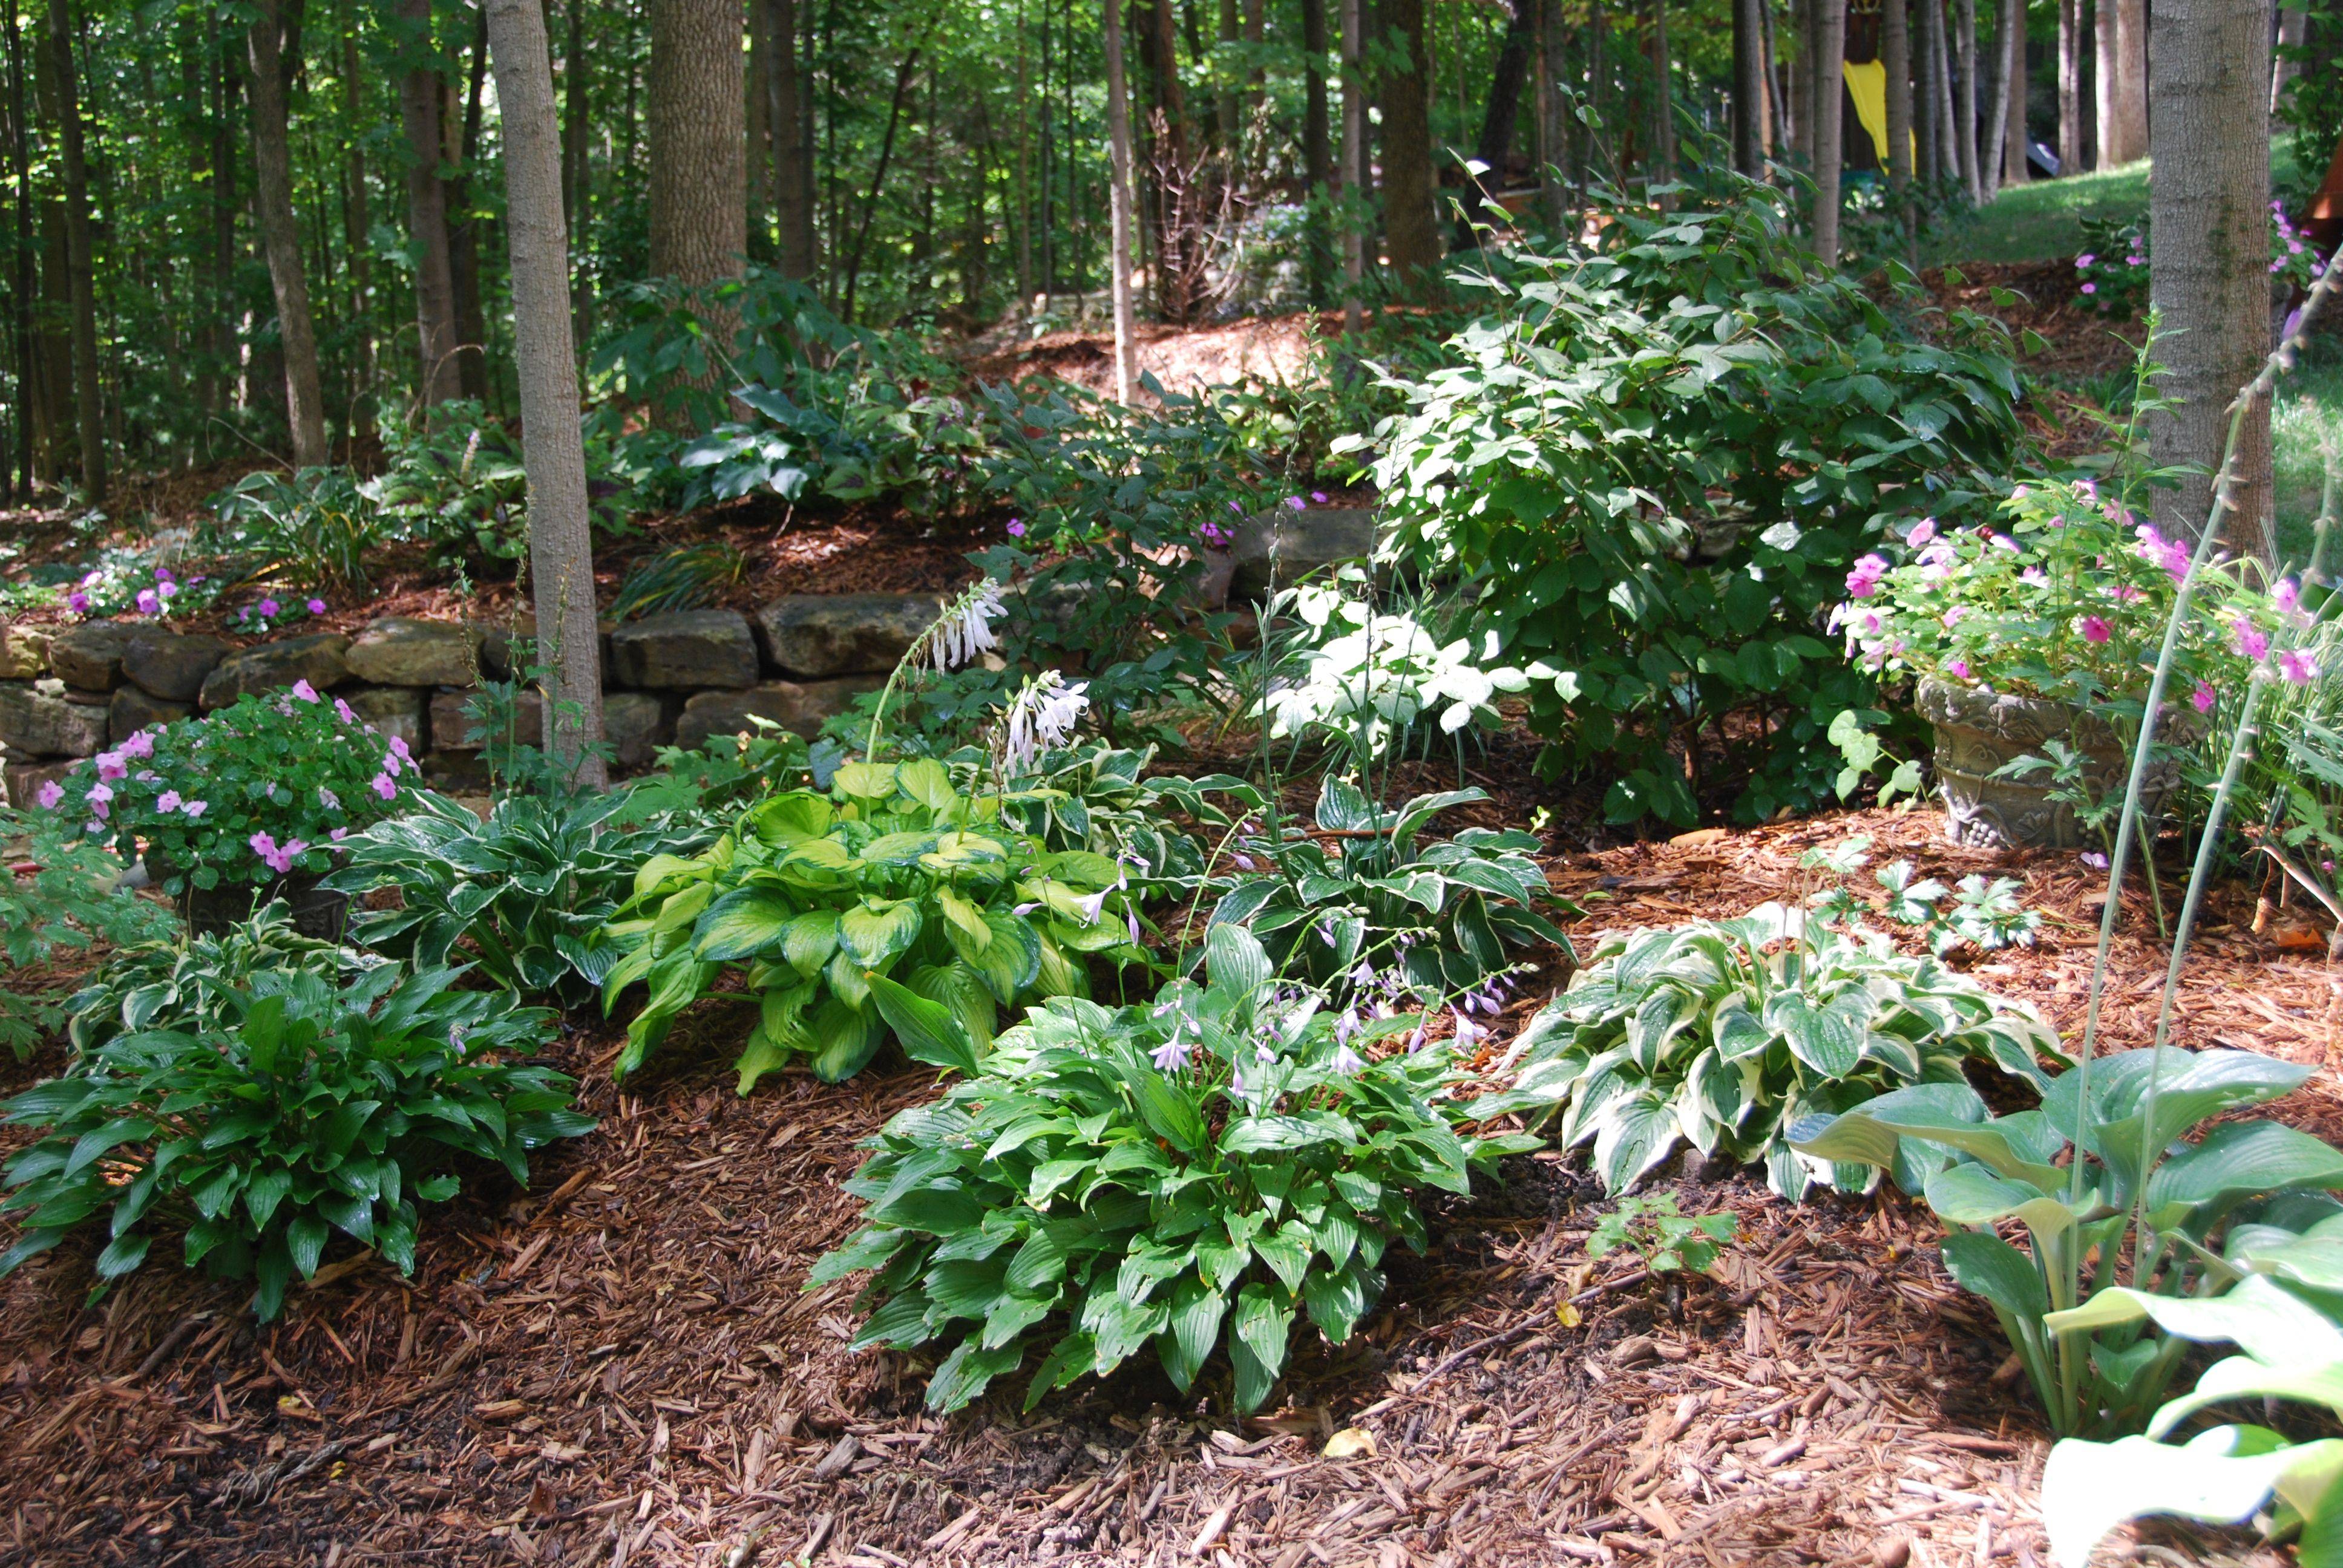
[5,4,33,495]
[2148,0,2272,558]
[448,19,491,403]
[342,17,375,451]
[1954,0,1981,199]
[2058,0,2080,171]
[399,0,461,410]
[1734,0,1766,173]
[2093,0,2116,164]
[245,0,329,468]
[1102,0,1139,405]
[1762,0,1787,157]
[1790,0,1811,161]
[44,0,101,499]
[2003,0,2030,185]
[841,48,917,325]
[1378,0,1440,284]
[1885,0,1913,189]
[1455,1,1533,243]
[1648,0,1677,202]
[1915,0,1940,182]
[562,0,585,228]
[1339,0,1364,323]
[1935,0,1963,177]
[773,0,811,278]
[1811,0,1847,262]
[2271,0,2302,116]
[482,0,605,791]
[1980,0,2010,197]
[2112,0,2146,160]
[1302,0,1332,305]
[747,0,772,256]
[648,0,746,287]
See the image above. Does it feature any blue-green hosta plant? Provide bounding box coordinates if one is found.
[324,786,704,1007]
[600,757,1147,1091]
[808,925,1532,1413]
[1185,774,1568,1008]
[1473,903,2061,1198]
[2039,1204,2343,1564]
[1791,1048,2343,1436]
[0,962,592,1320]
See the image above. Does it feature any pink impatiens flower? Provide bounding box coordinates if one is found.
[1945,659,1971,679]
[2278,649,2318,686]
[290,679,321,703]
[307,599,327,615]
[135,589,160,615]
[95,753,127,782]
[2079,615,2112,644]
[1844,553,1890,598]
[371,773,398,801]
[156,790,182,813]
[2192,681,2217,714]
[333,697,358,725]
[2233,619,2272,662]
[181,799,208,818]
[117,729,154,760]
[34,780,63,809]
[1906,517,1937,546]
[1005,518,1026,538]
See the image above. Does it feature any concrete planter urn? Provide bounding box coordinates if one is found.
[1915,676,2191,851]
[145,852,349,940]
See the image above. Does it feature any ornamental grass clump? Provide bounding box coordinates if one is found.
[809,924,1532,1414]
[40,687,414,896]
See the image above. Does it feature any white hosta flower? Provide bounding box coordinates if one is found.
[1003,670,1090,768]
[932,580,1005,672]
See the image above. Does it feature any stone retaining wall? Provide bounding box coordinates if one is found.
[0,596,941,808]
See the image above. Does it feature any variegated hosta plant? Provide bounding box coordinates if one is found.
[600,757,1149,1091]
[1473,903,2060,1197]
[809,924,1532,1414]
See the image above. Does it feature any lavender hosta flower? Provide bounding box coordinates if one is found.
[931,581,1005,672]
[1451,1010,1481,1048]
[1150,1033,1194,1073]
[1329,1043,1365,1076]
[1003,670,1090,768]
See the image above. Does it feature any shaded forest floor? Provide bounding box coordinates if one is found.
[2,789,2329,1567]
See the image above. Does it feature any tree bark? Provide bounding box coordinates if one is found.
[1761,0,1786,155]
[1302,0,1332,305]
[2003,0,2029,185]
[1378,0,1441,284]
[2112,0,2146,160]
[1884,0,1913,190]
[1734,0,1766,173]
[747,0,772,255]
[1954,0,1981,199]
[2058,0,2080,171]
[774,0,811,279]
[2272,0,2302,116]
[1339,0,1364,323]
[1102,0,1139,405]
[5,4,32,495]
[399,0,461,410]
[446,18,491,404]
[1790,0,1811,161]
[1811,0,1847,263]
[482,0,604,789]
[2148,0,2272,558]
[648,0,746,287]
[1980,0,2010,196]
[43,0,101,498]
[245,0,329,468]
[2093,0,2116,163]
[1915,0,1940,182]
[1648,0,1677,202]
[1455,0,1533,243]
[342,16,375,450]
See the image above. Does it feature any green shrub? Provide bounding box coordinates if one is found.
[0,960,591,1320]
[1,809,178,1059]
[810,926,1532,1413]
[1793,1048,2343,1436]
[202,467,382,590]
[1355,177,2027,825]
[1478,904,2060,1197]
[600,757,1147,1091]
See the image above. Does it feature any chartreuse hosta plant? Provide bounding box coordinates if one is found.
[0,960,591,1320]
[2039,1202,2343,1564]
[810,925,1532,1413]
[1474,903,2060,1198]
[601,757,1147,1091]
[1792,1049,2343,1437]
[1180,774,1567,1010]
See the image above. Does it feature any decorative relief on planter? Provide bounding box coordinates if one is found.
[1916,676,2188,851]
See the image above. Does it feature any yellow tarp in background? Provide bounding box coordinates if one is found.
[1841,59,1913,168]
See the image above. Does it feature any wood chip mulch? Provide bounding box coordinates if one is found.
[2,794,2329,1567]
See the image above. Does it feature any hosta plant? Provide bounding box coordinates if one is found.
[0,961,591,1320]
[2039,1205,2343,1563]
[325,786,702,1007]
[1791,1048,2343,1436]
[65,901,385,1053]
[809,925,1531,1413]
[1473,903,2060,1197]
[600,757,1147,1091]
[1186,774,1568,1008]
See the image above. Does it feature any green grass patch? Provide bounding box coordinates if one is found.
[2275,340,2343,566]
[1925,146,2304,269]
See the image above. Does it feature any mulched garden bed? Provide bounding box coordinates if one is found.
[1,789,2324,1567]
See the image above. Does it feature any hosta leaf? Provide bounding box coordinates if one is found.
[1228,1282,1296,1413]
[693,888,799,962]
[779,910,841,977]
[839,900,923,967]
[1161,1274,1228,1393]
[1302,1260,1372,1343]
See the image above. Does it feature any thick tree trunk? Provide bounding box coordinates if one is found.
[2148,0,2272,558]
[1884,0,1913,190]
[2003,0,2029,185]
[44,0,101,499]
[772,0,812,278]
[1455,1,1533,243]
[2058,0,2080,171]
[1734,0,1766,173]
[1378,0,1440,284]
[648,0,746,287]
[1302,0,1332,305]
[1954,0,1981,199]
[1811,0,1847,262]
[2112,0,2146,160]
[2093,0,2117,164]
[1980,0,2010,196]
[246,0,329,468]
[482,0,604,790]
[398,0,461,410]
[1102,0,1139,405]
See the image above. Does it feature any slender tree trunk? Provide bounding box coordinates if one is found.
[841,49,916,324]
[1379,0,1440,284]
[245,0,329,468]
[2058,0,2080,170]
[772,0,811,278]
[1914,0,1939,181]
[44,0,100,498]
[1013,0,1032,303]
[1649,0,1677,201]
[747,0,772,256]
[2272,0,2302,115]
[2004,0,2029,184]
[482,0,603,790]
[562,0,585,226]
[1980,0,2010,196]
[1884,0,1913,191]
[341,14,375,452]
[2093,0,2117,163]
[2112,0,2146,160]
[1302,0,1332,305]
[1102,0,1139,404]
[1339,0,1364,324]
[1456,1,1533,243]
[2148,0,2272,558]
[1811,0,1847,261]
[399,0,460,409]
[1935,0,1964,177]
[1761,0,1787,157]
[5,5,32,495]
[648,0,747,287]
[448,19,490,402]
[1735,0,1767,172]
[1790,0,1813,161]
[1954,0,1981,198]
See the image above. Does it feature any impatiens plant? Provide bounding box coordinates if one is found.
[809,924,1531,1413]
[1475,902,2061,1197]
[42,688,413,895]
[600,756,1148,1091]
[2074,203,2328,318]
